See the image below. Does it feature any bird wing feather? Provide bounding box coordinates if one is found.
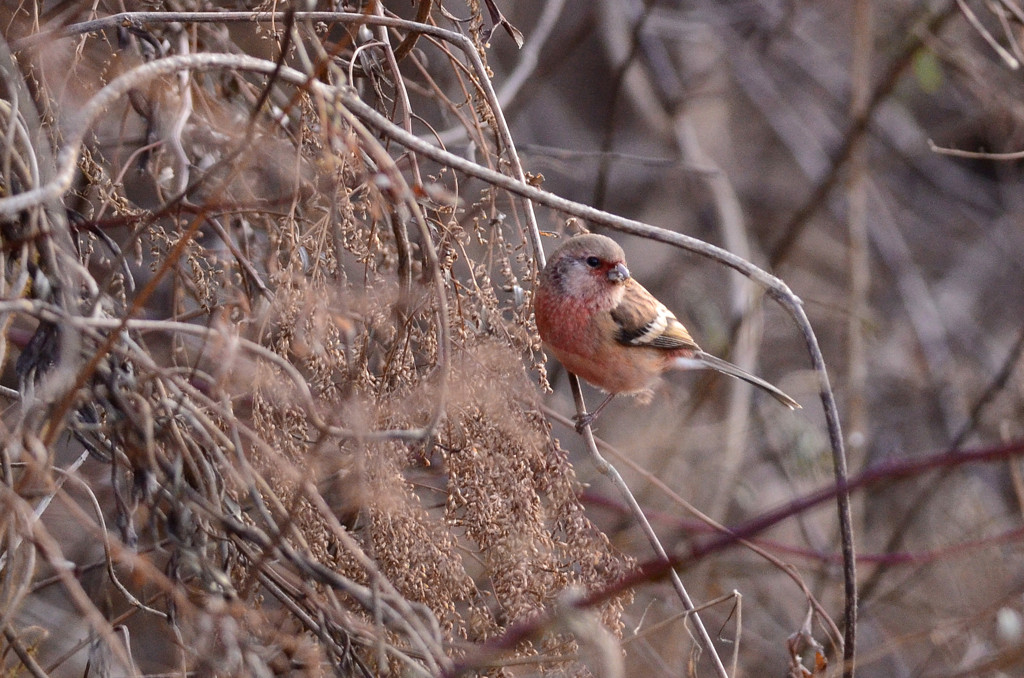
[611,280,699,351]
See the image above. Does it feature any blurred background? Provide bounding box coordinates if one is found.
[2,1,1024,677]
[500,1,1024,676]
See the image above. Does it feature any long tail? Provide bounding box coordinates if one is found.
[680,351,801,410]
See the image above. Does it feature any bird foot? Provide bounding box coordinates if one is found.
[573,412,595,434]
[572,394,615,434]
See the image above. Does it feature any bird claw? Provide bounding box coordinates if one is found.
[573,412,595,434]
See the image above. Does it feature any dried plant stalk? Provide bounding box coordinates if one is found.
[0,6,631,677]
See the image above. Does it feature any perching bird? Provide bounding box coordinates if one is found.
[533,233,799,430]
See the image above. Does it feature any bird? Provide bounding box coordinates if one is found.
[533,233,800,431]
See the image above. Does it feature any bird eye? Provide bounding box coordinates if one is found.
[585,256,601,268]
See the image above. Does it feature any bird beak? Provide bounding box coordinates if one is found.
[607,263,630,282]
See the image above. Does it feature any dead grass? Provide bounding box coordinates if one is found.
[0,4,629,676]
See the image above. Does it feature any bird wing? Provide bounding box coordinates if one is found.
[611,280,700,351]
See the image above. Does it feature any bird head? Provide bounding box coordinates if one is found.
[542,233,631,311]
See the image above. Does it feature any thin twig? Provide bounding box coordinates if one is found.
[928,138,1024,159]
[544,405,845,656]
[2,627,49,678]
[569,378,730,678]
[956,0,1019,68]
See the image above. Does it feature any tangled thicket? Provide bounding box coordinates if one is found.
[8,1,1024,677]
[0,4,632,676]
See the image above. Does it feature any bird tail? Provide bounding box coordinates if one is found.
[676,351,801,410]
